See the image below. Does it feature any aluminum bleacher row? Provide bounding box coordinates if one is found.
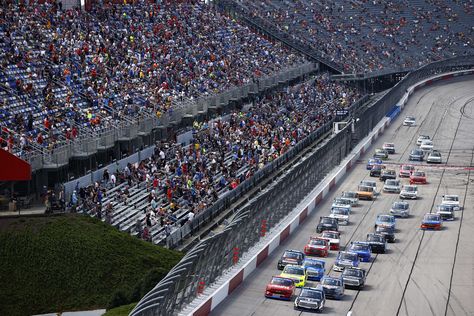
[76,140,253,245]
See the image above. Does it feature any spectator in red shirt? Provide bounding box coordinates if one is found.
[37,133,44,145]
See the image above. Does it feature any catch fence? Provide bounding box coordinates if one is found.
[130,55,474,316]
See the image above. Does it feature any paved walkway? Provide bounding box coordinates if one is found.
[0,205,45,217]
[34,309,106,316]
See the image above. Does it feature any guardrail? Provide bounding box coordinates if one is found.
[130,55,474,316]
[19,62,315,173]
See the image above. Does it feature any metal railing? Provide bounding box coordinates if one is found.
[13,62,315,172]
[130,55,474,316]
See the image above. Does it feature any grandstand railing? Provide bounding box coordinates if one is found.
[63,145,158,199]
[129,55,474,316]
[14,61,315,172]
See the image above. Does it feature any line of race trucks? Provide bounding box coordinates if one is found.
[264,138,462,312]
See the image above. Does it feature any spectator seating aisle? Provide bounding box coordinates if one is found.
[73,74,362,244]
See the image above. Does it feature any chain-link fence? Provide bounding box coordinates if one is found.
[130,55,474,316]
[130,123,352,316]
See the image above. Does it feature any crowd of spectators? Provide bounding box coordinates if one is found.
[237,0,473,73]
[73,74,361,241]
[0,0,304,155]
[2,0,470,243]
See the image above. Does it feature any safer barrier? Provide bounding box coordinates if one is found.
[130,56,474,316]
[183,66,474,316]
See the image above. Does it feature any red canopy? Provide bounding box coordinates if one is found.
[0,149,32,181]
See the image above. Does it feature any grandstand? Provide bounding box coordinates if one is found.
[73,74,361,245]
[233,0,473,73]
[0,0,473,315]
[0,0,304,161]
[0,0,472,248]
[0,0,474,230]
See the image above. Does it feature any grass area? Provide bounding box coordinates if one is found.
[0,214,182,316]
[103,303,137,316]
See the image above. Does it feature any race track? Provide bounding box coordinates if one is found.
[211,76,474,316]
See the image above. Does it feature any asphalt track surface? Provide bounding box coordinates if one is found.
[212,76,474,316]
